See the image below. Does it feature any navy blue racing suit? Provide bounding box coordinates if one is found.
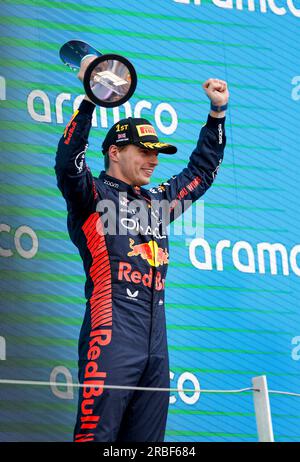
[55,99,226,442]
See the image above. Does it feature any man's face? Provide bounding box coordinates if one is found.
[116,144,159,186]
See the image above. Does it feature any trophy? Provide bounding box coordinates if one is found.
[59,40,137,108]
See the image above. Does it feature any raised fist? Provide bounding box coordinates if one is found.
[202,78,229,107]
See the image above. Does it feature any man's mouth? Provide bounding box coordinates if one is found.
[142,168,154,177]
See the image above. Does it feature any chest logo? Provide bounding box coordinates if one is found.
[127,238,169,267]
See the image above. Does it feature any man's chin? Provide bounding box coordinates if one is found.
[137,176,151,186]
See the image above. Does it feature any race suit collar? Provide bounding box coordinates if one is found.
[99,171,148,198]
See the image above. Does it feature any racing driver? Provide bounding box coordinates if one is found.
[55,56,229,442]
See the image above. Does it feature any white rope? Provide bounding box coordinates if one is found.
[0,378,257,394]
[2,379,299,397]
[199,388,256,393]
[269,390,300,398]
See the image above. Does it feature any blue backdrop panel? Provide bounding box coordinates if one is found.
[0,0,300,442]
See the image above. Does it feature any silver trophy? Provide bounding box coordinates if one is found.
[59,40,137,108]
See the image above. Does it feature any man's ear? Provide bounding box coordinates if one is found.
[108,145,119,163]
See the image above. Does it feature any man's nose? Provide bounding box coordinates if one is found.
[149,153,159,165]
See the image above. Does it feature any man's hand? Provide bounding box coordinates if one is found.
[77,55,98,103]
[77,55,98,82]
[202,78,229,118]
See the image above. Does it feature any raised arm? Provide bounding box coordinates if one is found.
[149,78,229,222]
[55,56,99,215]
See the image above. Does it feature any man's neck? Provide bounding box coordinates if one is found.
[106,169,132,186]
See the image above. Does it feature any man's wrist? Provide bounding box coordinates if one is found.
[83,95,94,104]
[79,98,96,115]
[209,110,226,118]
[209,102,228,118]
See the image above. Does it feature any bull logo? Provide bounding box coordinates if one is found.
[127,238,169,267]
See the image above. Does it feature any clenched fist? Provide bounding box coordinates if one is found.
[203,78,229,114]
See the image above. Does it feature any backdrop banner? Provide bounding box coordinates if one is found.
[0,0,299,442]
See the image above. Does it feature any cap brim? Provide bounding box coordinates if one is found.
[138,141,177,155]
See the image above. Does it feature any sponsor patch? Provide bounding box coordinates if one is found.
[118,262,165,291]
[136,124,157,137]
[64,120,77,145]
[75,150,85,173]
[127,238,169,267]
[104,179,119,189]
[218,123,223,144]
[64,110,79,139]
[126,288,139,301]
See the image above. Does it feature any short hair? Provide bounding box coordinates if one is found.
[103,145,128,171]
[103,152,110,171]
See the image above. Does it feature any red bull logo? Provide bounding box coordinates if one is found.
[64,109,79,144]
[118,262,165,291]
[127,238,169,267]
[74,329,112,442]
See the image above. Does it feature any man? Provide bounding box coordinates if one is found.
[55,56,229,442]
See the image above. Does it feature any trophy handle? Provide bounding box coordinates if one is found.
[59,40,102,71]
